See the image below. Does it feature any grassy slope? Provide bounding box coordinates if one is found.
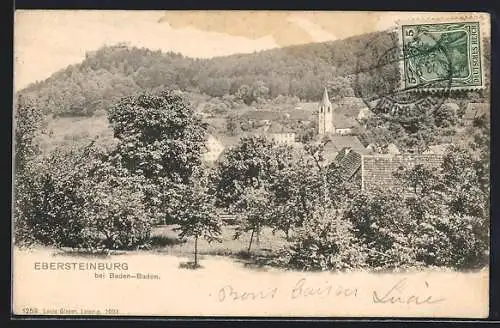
[38,115,114,154]
[150,225,291,260]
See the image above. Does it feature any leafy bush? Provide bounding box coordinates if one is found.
[411,213,487,268]
[15,143,152,250]
[343,191,420,269]
[282,206,367,271]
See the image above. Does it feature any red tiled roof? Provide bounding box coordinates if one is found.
[361,154,443,191]
[336,149,362,180]
[323,136,367,153]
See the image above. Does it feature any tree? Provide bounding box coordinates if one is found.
[360,102,458,154]
[13,96,45,245]
[296,126,315,144]
[21,34,486,118]
[327,76,352,100]
[265,140,356,240]
[19,142,152,250]
[226,115,242,136]
[251,80,270,102]
[176,178,222,267]
[212,137,296,250]
[343,189,416,269]
[434,103,458,128]
[14,95,44,173]
[358,116,399,153]
[107,89,207,223]
[212,136,279,207]
[236,84,253,105]
[284,205,367,271]
[232,187,272,254]
[267,149,322,238]
[391,145,489,268]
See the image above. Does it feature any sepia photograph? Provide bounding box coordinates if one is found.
[12,10,490,317]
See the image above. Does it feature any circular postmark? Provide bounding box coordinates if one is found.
[354,30,453,124]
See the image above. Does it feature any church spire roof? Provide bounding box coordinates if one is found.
[321,87,331,106]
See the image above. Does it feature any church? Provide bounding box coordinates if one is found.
[317,87,354,136]
[315,87,446,190]
[316,87,367,182]
[318,87,335,135]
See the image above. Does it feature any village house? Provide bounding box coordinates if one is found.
[204,86,451,179]
[335,147,364,181]
[270,132,296,145]
[312,88,449,190]
[254,121,296,145]
[322,136,367,164]
[360,154,443,191]
[316,87,367,164]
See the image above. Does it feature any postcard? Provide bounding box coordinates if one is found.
[12,10,490,318]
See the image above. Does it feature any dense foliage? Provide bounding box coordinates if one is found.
[290,123,489,270]
[19,31,403,117]
[14,26,490,271]
[107,89,207,224]
[283,206,367,271]
[13,96,45,245]
[15,143,152,250]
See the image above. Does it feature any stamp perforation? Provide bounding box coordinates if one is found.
[395,18,487,92]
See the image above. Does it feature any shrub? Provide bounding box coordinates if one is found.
[344,190,420,269]
[410,213,487,268]
[282,206,367,271]
[16,143,152,250]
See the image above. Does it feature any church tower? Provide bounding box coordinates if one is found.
[318,87,334,135]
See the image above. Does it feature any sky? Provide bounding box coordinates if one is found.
[14,11,488,91]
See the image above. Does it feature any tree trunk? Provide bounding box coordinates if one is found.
[248,228,255,254]
[323,173,328,203]
[194,236,198,267]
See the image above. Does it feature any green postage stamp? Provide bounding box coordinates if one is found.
[401,21,483,90]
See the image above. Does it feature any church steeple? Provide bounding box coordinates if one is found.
[318,87,334,135]
[321,87,331,107]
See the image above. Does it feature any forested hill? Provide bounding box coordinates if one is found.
[19,31,397,117]
[17,29,489,117]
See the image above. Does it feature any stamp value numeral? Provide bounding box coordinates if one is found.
[401,21,483,90]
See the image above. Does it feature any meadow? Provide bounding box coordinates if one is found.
[149,224,291,267]
[38,115,114,153]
